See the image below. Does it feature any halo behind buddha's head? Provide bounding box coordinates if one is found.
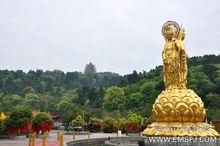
[162,21,180,39]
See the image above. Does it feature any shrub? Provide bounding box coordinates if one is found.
[125,113,143,134]
[113,118,126,131]
[126,113,143,125]
[32,112,52,133]
[88,117,102,132]
[103,116,115,133]
[0,120,5,136]
[72,115,85,127]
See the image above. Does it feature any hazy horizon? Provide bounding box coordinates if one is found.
[0,0,220,75]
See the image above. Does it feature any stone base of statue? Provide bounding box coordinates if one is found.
[142,88,220,137]
[142,122,219,137]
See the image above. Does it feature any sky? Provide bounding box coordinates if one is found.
[0,0,219,75]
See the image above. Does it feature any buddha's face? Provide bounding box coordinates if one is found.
[164,30,175,41]
[163,26,176,41]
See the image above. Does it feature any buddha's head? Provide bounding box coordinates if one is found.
[163,25,176,40]
[162,21,180,41]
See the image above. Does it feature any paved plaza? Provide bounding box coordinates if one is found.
[0,131,118,146]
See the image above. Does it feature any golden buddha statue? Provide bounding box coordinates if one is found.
[142,21,219,137]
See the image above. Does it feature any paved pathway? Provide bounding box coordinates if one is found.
[0,131,119,146]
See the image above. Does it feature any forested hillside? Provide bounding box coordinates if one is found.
[0,54,220,125]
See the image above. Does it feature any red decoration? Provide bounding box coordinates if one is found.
[125,123,141,135]
[9,122,31,134]
[31,122,52,133]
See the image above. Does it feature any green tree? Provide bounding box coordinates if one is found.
[83,62,96,86]
[84,62,96,78]
[103,86,126,112]
[88,117,102,132]
[24,93,40,109]
[32,112,52,133]
[56,99,73,113]
[214,77,220,94]
[188,72,215,98]
[205,93,220,108]
[8,106,32,134]
[1,94,23,112]
[127,70,139,83]
[123,84,140,96]
[97,86,104,108]
[72,115,86,130]
[140,82,157,95]
[126,112,143,125]
[56,97,77,129]
[23,86,35,94]
[203,63,217,81]
[140,82,159,104]
[126,92,143,109]
[207,109,220,121]
[0,120,5,135]
[114,117,126,131]
[103,116,115,133]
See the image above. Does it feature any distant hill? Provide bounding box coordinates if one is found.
[0,54,219,120]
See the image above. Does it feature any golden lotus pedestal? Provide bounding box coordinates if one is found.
[142,88,220,137]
